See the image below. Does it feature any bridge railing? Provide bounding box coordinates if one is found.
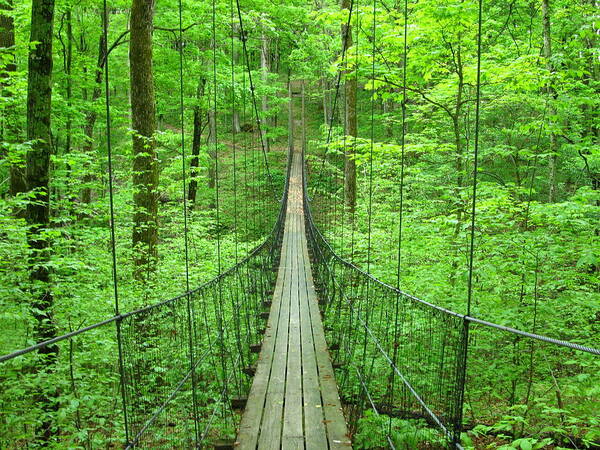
[464,322,600,448]
[0,149,290,448]
[303,168,467,446]
[302,152,600,449]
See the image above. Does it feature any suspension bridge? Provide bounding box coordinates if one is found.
[2,0,599,447]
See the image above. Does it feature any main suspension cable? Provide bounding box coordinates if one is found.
[101,0,129,443]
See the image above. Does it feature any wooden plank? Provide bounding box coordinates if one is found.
[298,212,328,449]
[235,203,293,449]
[256,190,294,450]
[298,160,352,448]
[237,151,351,449]
[282,204,304,449]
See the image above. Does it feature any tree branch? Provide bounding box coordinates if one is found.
[373,77,455,118]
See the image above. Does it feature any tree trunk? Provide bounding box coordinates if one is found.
[130,0,158,280]
[1,0,25,200]
[342,0,357,211]
[384,99,393,138]
[260,28,270,152]
[542,0,558,202]
[189,76,206,203]
[322,78,329,125]
[232,34,241,134]
[590,1,600,141]
[26,0,57,440]
[64,9,73,173]
[208,106,217,190]
[233,109,241,134]
[288,73,294,152]
[301,81,306,154]
[451,37,465,241]
[81,14,107,204]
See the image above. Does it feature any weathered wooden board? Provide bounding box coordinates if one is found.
[236,152,351,449]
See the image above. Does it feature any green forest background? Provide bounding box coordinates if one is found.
[0,0,599,447]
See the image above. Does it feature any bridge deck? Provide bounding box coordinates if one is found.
[236,152,351,449]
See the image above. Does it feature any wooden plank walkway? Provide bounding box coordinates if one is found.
[235,152,351,449]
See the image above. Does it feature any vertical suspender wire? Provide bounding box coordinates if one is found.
[349,0,359,264]
[344,0,360,405]
[176,0,200,443]
[102,2,129,444]
[389,0,408,439]
[455,0,483,444]
[234,11,259,237]
[230,0,245,397]
[230,2,238,265]
[241,66,253,350]
[242,70,249,250]
[332,1,354,240]
[211,0,229,426]
[337,0,354,261]
[340,111,347,257]
[212,0,221,283]
[395,2,408,292]
[319,0,353,239]
[360,0,376,391]
[467,0,483,319]
[341,45,348,259]
[235,0,275,198]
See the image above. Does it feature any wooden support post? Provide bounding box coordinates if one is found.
[243,364,257,376]
[250,343,262,353]
[231,397,247,410]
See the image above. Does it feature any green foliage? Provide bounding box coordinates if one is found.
[1,0,599,446]
[354,412,445,449]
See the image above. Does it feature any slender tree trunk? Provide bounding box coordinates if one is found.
[1,0,25,200]
[260,28,270,152]
[130,0,158,279]
[542,0,558,202]
[452,40,465,239]
[288,72,294,152]
[232,33,241,134]
[582,0,599,204]
[447,38,466,286]
[342,0,357,211]
[26,0,57,440]
[591,0,600,141]
[581,0,599,141]
[64,10,73,174]
[322,78,328,125]
[384,99,393,138]
[189,76,206,203]
[233,108,241,134]
[81,15,107,204]
[301,81,306,154]
[208,106,217,190]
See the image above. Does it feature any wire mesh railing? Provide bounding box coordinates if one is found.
[302,153,600,449]
[0,157,288,448]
